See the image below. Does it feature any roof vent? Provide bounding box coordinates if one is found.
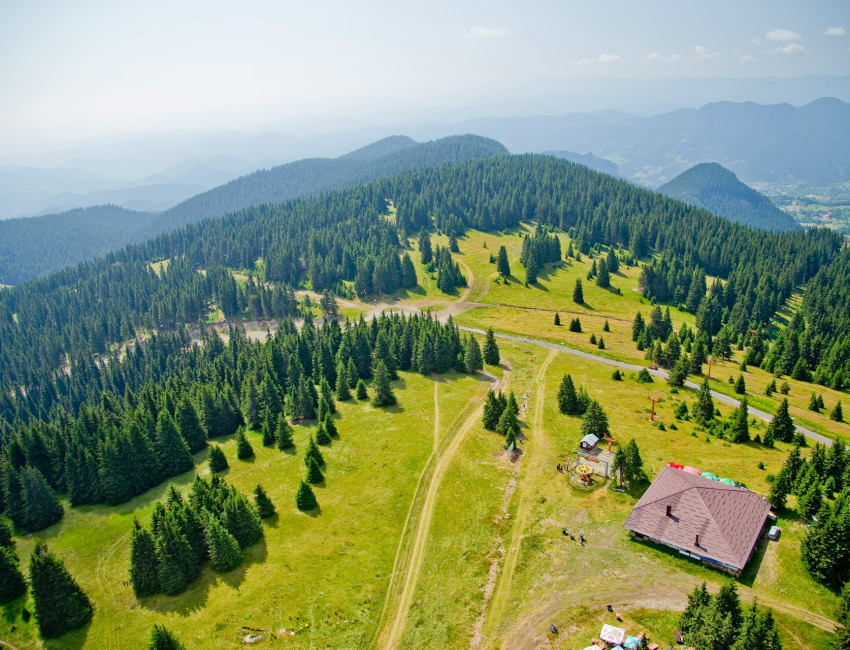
[695,534,700,547]
[666,503,672,517]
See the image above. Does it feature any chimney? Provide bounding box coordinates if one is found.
[666,503,672,517]
[695,534,700,547]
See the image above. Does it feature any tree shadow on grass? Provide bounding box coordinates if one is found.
[44,618,92,650]
[219,537,268,590]
[738,535,770,588]
[304,504,322,518]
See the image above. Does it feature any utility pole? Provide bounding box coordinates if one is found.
[647,395,659,422]
[706,356,714,380]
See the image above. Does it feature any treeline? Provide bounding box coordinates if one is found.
[0,135,508,285]
[129,477,264,597]
[0,312,480,529]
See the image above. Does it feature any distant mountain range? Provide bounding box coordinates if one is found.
[0,135,507,285]
[658,163,800,232]
[418,97,850,190]
[542,151,618,176]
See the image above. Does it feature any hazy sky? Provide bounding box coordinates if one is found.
[1,0,848,149]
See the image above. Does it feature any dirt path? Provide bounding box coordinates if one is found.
[482,349,557,646]
[373,367,510,649]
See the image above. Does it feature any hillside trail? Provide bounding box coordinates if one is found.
[372,364,511,649]
[480,349,556,647]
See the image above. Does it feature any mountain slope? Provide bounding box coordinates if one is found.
[659,163,800,232]
[0,135,508,285]
[140,134,507,237]
[542,150,618,176]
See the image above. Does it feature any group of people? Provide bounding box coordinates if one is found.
[562,528,585,545]
[556,456,572,473]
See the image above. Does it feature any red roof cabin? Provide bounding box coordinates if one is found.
[623,466,771,577]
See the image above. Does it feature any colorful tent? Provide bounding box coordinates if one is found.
[667,462,684,470]
[624,635,643,648]
[719,477,737,486]
[682,466,701,475]
[600,624,627,644]
[701,472,719,481]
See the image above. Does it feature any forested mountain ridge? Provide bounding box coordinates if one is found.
[0,154,842,434]
[0,135,507,285]
[659,162,800,232]
[135,134,508,239]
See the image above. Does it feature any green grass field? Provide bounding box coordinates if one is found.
[2,371,485,649]
[3,223,847,649]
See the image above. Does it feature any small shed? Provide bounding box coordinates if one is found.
[579,434,599,451]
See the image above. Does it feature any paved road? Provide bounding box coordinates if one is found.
[459,326,833,447]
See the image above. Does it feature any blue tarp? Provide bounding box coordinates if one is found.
[624,635,642,649]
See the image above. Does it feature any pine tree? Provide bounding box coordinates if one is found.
[612,369,623,381]
[573,278,584,304]
[554,312,561,326]
[240,375,261,430]
[156,411,194,477]
[464,335,483,374]
[496,245,510,277]
[694,378,715,424]
[316,421,332,445]
[766,399,795,443]
[371,360,397,407]
[323,413,338,438]
[0,519,13,548]
[306,455,324,484]
[482,390,504,430]
[275,414,294,450]
[29,541,92,639]
[221,492,263,548]
[253,484,276,518]
[597,336,605,349]
[296,480,318,511]
[305,435,325,468]
[730,399,750,443]
[557,374,578,415]
[149,624,186,650]
[356,379,368,400]
[832,401,845,423]
[235,428,254,460]
[204,512,243,572]
[208,445,229,473]
[19,466,63,532]
[734,374,747,395]
[668,354,690,387]
[129,518,160,597]
[335,360,351,401]
[401,253,417,289]
[603,319,610,332]
[596,258,610,287]
[175,396,207,453]
[496,393,520,436]
[581,400,610,439]
[0,546,26,604]
[261,419,276,446]
[483,328,500,365]
[419,231,433,265]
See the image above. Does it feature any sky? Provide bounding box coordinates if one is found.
[0,0,848,150]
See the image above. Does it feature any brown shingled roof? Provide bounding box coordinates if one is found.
[623,466,770,570]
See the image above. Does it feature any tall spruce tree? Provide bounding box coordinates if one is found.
[729,399,750,443]
[573,278,584,304]
[335,360,351,401]
[694,378,715,424]
[306,455,325,484]
[371,360,397,407]
[483,328,500,365]
[356,379,368,400]
[482,390,504,430]
[253,484,276,518]
[323,413,338,438]
[0,546,26,603]
[496,245,510,277]
[275,414,294,450]
[129,518,160,597]
[581,400,610,439]
[235,428,254,460]
[221,492,263,548]
[305,435,325,468]
[766,398,795,443]
[208,445,229,473]
[19,466,63,532]
[175,396,207,453]
[557,374,578,415]
[155,411,194,477]
[296,480,318,512]
[29,541,92,639]
[204,512,243,572]
[464,335,483,374]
